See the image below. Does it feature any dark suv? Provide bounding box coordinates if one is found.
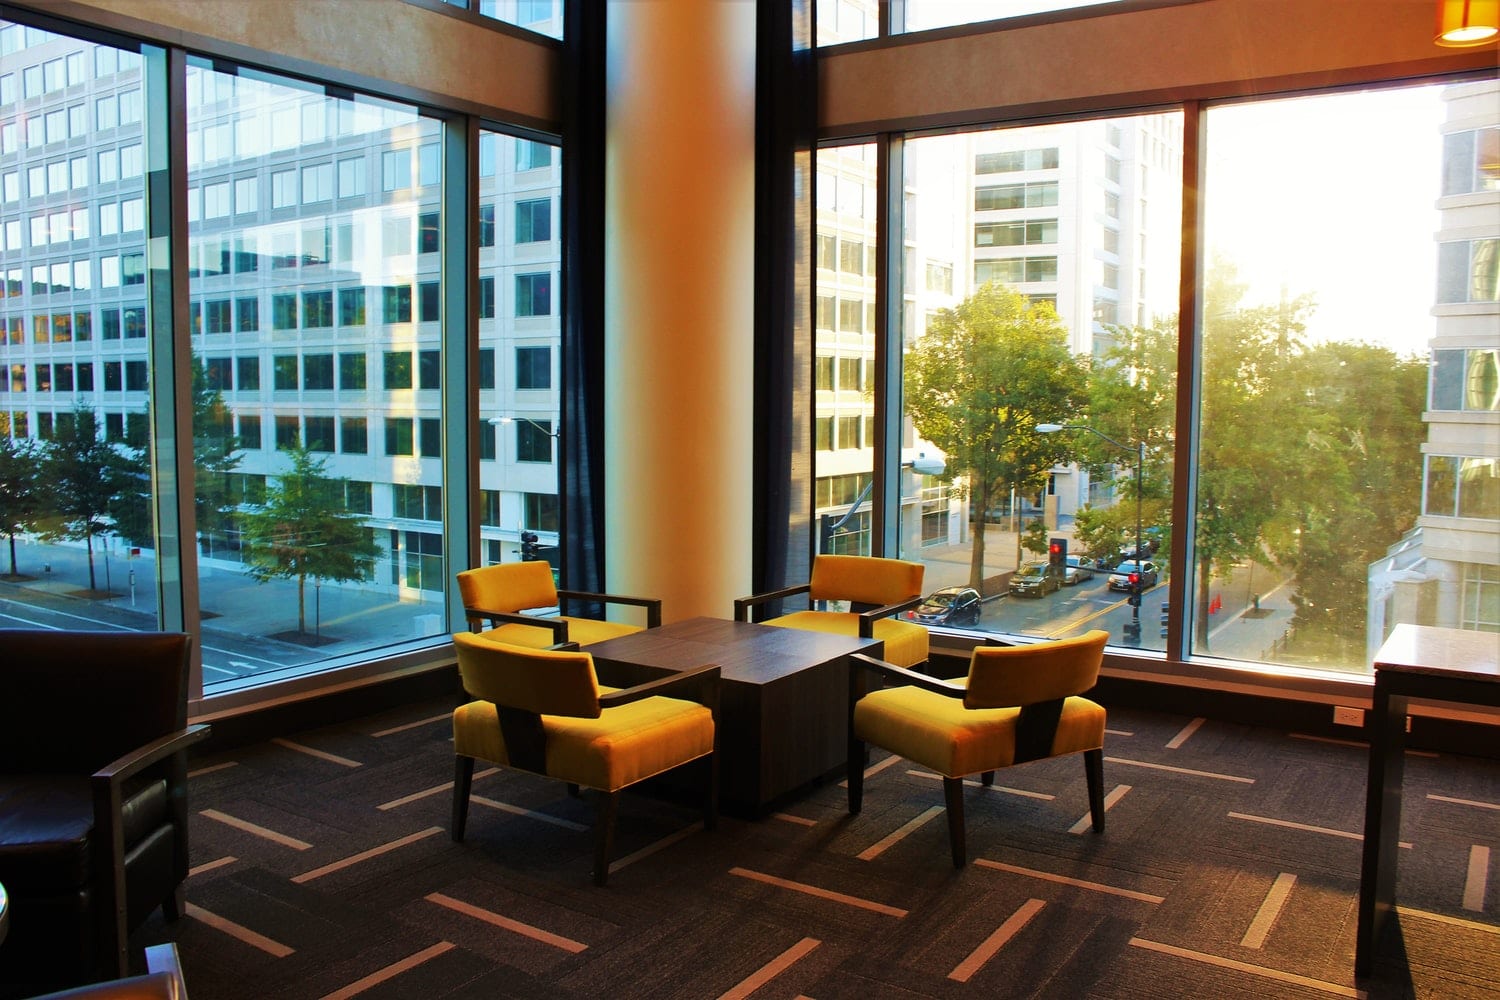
[911,586,982,626]
[1008,562,1064,598]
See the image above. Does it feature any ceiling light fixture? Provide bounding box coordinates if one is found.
[1436,0,1499,46]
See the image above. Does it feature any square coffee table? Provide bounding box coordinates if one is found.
[586,616,884,815]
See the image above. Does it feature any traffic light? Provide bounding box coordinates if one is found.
[1048,538,1067,569]
[1127,592,1142,608]
[520,530,539,562]
[1128,570,1140,591]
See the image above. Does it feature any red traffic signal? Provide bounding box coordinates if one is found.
[1128,571,1140,587]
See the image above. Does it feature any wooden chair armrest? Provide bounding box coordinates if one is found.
[733,583,812,622]
[849,653,965,698]
[598,663,720,716]
[463,607,570,644]
[93,724,211,789]
[556,590,663,629]
[855,595,924,638]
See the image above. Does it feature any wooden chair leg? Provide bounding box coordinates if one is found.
[980,770,995,787]
[567,783,581,798]
[943,776,966,868]
[452,755,475,841]
[1085,747,1105,834]
[163,883,185,921]
[848,737,865,814]
[593,790,619,886]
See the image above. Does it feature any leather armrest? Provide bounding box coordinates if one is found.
[598,663,720,720]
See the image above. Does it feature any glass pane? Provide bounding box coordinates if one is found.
[478,129,561,570]
[899,0,1124,34]
[816,0,878,45]
[815,143,876,561]
[898,113,1182,651]
[187,58,443,688]
[476,0,562,40]
[0,23,159,631]
[1200,83,1493,674]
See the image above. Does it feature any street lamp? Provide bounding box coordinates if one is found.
[1037,422,1147,644]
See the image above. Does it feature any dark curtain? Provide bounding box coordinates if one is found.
[560,0,607,595]
[752,0,816,598]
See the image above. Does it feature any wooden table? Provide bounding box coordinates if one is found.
[587,616,883,815]
[1355,623,1500,977]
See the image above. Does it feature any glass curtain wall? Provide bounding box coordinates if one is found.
[433,0,563,39]
[185,60,445,686]
[814,142,878,558]
[1,12,565,695]
[0,22,159,630]
[897,114,1182,650]
[477,127,561,570]
[1199,83,1498,673]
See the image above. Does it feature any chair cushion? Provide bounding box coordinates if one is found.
[0,774,170,893]
[475,616,643,650]
[808,554,924,608]
[453,695,714,793]
[763,612,929,667]
[854,687,1105,778]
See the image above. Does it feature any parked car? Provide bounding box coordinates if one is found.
[910,586,982,626]
[1063,555,1095,585]
[1107,559,1159,591]
[1008,561,1064,598]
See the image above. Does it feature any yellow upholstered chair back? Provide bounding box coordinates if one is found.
[456,561,559,615]
[963,630,1108,710]
[808,554,925,608]
[453,631,602,719]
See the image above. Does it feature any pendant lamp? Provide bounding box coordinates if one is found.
[1436,0,1499,46]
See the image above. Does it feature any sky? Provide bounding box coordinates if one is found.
[1202,85,1449,357]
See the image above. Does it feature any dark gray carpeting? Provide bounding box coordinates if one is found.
[131,701,1497,999]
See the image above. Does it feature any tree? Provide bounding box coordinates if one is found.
[111,359,242,550]
[0,433,43,578]
[36,404,147,592]
[905,282,1089,589]
[239,445,381,634]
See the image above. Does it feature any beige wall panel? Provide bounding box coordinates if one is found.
[605,0,757,620]
[19,0,558,128]
[821,0,1496,134]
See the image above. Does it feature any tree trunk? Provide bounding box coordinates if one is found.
[85,530,97,591]
[969,485,988,591]
[297,573,306,633]
[1196,557,1212,651]
[6,531,15,577]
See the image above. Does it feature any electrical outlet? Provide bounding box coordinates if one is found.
[1333,706,1364,727]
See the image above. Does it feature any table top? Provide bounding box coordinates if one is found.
[586,615,881,685]
[1373,623,1500,684]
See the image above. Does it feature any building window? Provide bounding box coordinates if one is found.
[339,287,365,326]
[478,204,495,247]
[273,355,298,390]
[384,351,412,390]
[419,417,440,457]
[272,293,297,330]
[383,284,411,323]
[302,353,333,390]
[339,352,366,390]
[384,417,414,456]
[340,417,367,454]
[515,198,550,243]
[478,276,495,319]
[516,272,550,317]
[524,491,559,532]
[303,290,333,328]
[418,350,440,390]
[304,416,335,452]
[274,415,300,450]
[516,346,550,390]
[516,420,553,463]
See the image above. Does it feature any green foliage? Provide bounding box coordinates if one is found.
[0,433,44,577]
[1021,518,1049,557]
[240,444,380,633]
[36,404,148,592]
[904,282,1089,588]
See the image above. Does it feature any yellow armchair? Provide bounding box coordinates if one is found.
[734,554,929,667]
[457,560,661,649]
[450,633,719,885]
[847,629,1109,867]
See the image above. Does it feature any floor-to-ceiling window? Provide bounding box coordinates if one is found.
[895,113,1182,653]
[477,128,561,570]
[0,21,159,630]
[0,9,563,697]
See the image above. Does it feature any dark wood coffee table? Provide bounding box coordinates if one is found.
[587,616,883,815]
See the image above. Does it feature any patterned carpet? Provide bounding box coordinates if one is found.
[129,697,1497,999]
